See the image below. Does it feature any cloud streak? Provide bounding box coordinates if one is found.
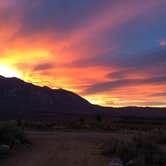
[84,76,166,95]
[34,63,54,71]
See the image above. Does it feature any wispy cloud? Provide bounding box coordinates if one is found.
[84,76,166,95]
[150,92,166,97]
[34,63,54,71]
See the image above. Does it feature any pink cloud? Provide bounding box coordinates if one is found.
[160,40,166,47]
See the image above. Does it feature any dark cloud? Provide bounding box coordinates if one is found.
[84,76,166,94]
[16,0,108,36]
[70,48,166,83]
[150,92,166,97]
[106,71,126,79]
[71,48,166,69]
[34,63,54,71]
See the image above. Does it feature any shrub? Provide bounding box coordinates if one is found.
[0,122,28,146]
[103,138,137,163]
[103,131,166,165]
[143,129,166,144]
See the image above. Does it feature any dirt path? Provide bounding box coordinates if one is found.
[1,131,112,166]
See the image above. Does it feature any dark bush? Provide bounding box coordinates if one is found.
[0,122,28,146]
[103,138,137,162]
[103,131,166,166]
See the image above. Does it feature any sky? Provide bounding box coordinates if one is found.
[0,0,166,107]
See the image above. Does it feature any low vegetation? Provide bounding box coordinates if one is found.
[103,129,166,165]
[0,121,30,158]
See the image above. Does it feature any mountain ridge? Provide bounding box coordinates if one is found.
[0,75,96,114]
[0,75,166,120]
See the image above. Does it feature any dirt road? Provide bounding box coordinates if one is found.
[1,131,112,166]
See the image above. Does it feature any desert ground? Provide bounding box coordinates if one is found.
[1,131,113,166]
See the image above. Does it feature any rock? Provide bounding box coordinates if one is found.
[108,158,123,166]
[0,144,10,155]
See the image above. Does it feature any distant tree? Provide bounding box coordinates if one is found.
[79,117,85,126]
[16,119,23,128]
[95,114,104,128]
[96,114,103,123]
[16,111,24,128]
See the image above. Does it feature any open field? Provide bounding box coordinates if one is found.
[1,120,166,165]
[0,131,113,166]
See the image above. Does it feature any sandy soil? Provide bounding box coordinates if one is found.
[1,131,113,166]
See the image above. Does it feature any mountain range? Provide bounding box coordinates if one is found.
[0,75,165,120]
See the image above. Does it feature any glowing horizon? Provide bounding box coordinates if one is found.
[0,0,166,107]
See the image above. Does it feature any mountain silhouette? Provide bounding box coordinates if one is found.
[0,75,165,120]
[0,76,96,115]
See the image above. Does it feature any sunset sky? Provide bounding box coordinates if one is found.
[0,0,166,107]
